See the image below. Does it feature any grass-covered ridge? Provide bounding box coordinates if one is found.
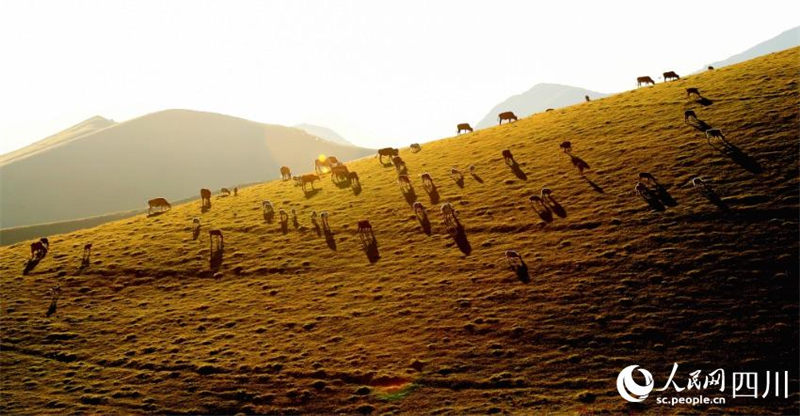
[1,47,798,415]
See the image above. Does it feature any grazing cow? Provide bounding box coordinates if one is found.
[663,71,680,81]
[200,188,211,209]
[147,198,171,215]
[469,164,476,173]
[421,173,435,192]
[457,123,473,134]
[502,149,515,166]
[291,208,299,228]
[686,87,700,98]
[377,147,399,165]
[81,243,92,266]
[585,95,591,102]
[279,209,289,225]
[450,168,464,183]
[410,143,422,153]
[498,111,518,125]
[292,176,302,187]
[707,66,714,70]
[320,211,331,233]
[233,187,238,196]
[634,182,651,198]
[684,110,697,122]
[637,76,655,87]
[440,203,460,236]
[705,129,727,142]
[545,108,554,112]
[357,220,376,248]
[300,174,320,192]
[209,229,223,252]
[529,195,550,220]
[314,159,326,175]
[45,285,61,317]
[505,250,525,271]
[560,141,572,153]
[280,166,292,181]
[413,202,426,220]
[331,164,350,184]
[192,217,201,231]
[262,201,274,221]
[30,237,50,260]
[348,171,360,188]
[220,188,231,196]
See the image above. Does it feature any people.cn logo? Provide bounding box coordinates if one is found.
[617,365,655,402]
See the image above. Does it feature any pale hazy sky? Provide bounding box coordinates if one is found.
[0,0,798,153]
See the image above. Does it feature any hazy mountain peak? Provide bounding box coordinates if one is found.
[475,83,607,129]
[0,115,116,165]
[703,25,800,70]
[294,123,353,146]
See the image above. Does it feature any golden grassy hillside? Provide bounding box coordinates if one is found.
[1,48,798,415]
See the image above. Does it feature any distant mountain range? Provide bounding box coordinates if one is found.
[703,26,799,71]
[294,123,352,146]
[0,109,373,229]
[475,83,607,129]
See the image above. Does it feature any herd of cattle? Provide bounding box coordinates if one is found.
[26,66,736,315]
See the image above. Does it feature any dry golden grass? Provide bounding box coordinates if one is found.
[1,48,798,415]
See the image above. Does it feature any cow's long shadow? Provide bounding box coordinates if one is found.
[303,188,321,199]
[453,226,471,255]
[509,162,528,181]
[653,184,678,207]
[23,258,42,275]
[513,262,530,283]
[324,229,337,250]
[639,188,666,211]
[210,249,223,272]
[364,243,380,263]
[686,118,712,132]
[698,186,730,212]
[417,214,432,235]
[544,196,567,218]
[471,173,484,184]
[583,176,604,193]
[192,227,201,241]
[709,140,763,174]
[402,188,417,205]
[425,185,441,204]
[696,97,713,106]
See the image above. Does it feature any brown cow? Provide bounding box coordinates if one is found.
[410,143,422,153]
[457,123,473,134]
[147,198,171,215]
[498,111,518,125]
[686,87,700,98]
[200,188,211,209]
[209,229,224,252]
[377,147,399,164]
[30,237,50,260]
[280,166,291,181]
[637,76,655,87]
[585,95,591,102]
[300,174,320,192]
[220,188,231,196]
[331,164,350,184]
[663,71,680,81]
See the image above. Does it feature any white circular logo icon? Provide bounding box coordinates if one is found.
[617,365,654,402]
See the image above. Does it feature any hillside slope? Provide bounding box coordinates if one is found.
[0,48,798,415]
[475,83,607,129]
[0,110,374,228]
